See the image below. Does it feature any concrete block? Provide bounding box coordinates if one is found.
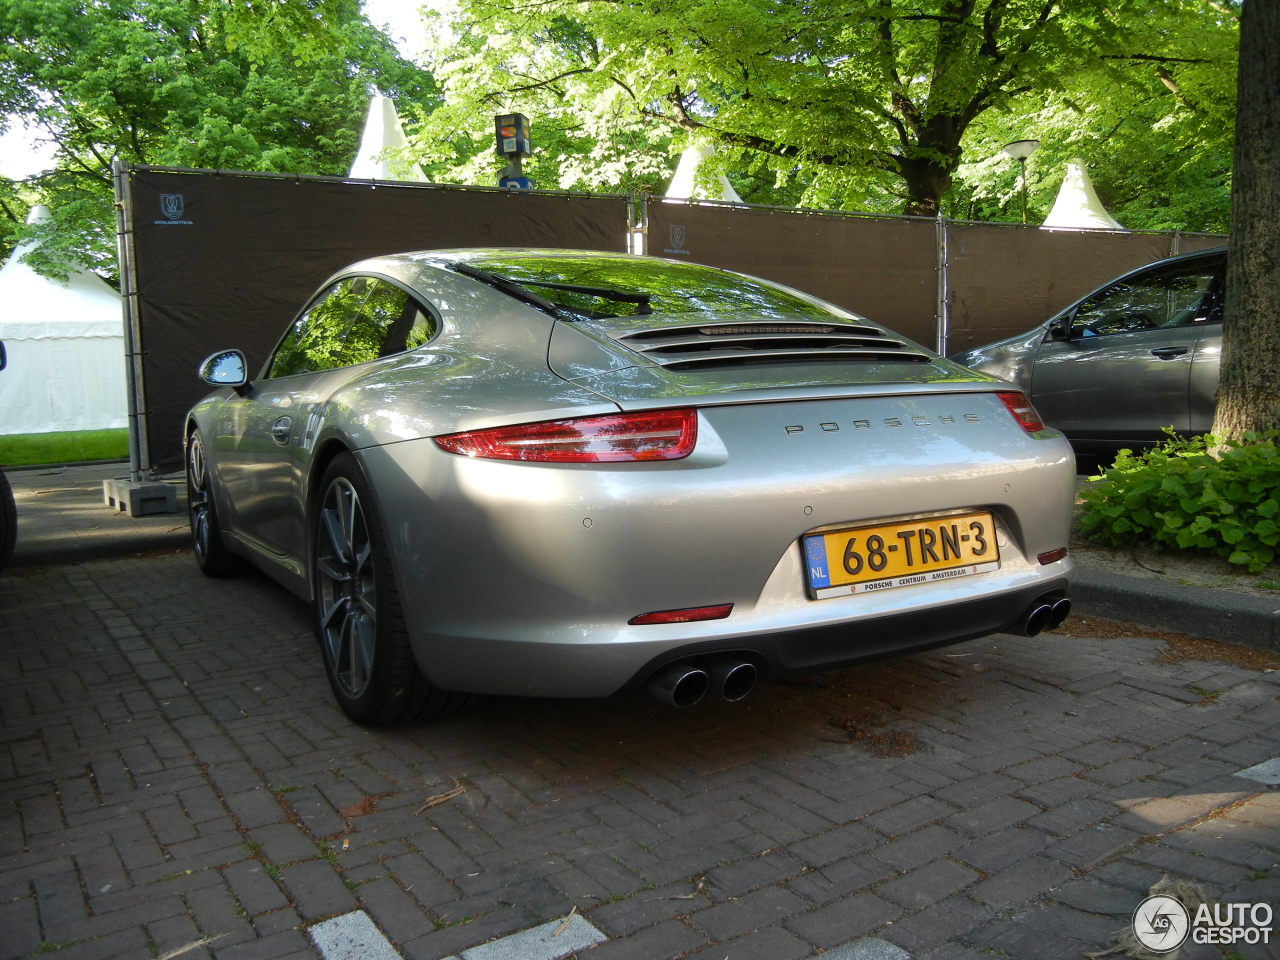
[103,478,178,516]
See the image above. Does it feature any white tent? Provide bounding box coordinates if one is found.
[665,143,743,203]
[349,94,428,181]
[0,207,128,435]
[1042,159,1125,230]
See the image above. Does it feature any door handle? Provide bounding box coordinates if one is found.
[269,416,293,444]
[1150,347,1189,359]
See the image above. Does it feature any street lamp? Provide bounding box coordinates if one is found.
[1002,139,1039,224]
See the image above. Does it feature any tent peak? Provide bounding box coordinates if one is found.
[1,203,121,302]
[1042,159,1124,231]
[665,143,743,203]
[349,94,427,182]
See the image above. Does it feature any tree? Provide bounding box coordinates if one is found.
[1212,0,1280,438]
[403,10,678,198]
[950,5,1237,232]
[412,0,1237,217]
[0,0,436,279]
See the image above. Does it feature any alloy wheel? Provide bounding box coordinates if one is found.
[315,477,377,700]
[187,433,212,566]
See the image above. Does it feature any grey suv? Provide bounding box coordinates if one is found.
[949,248,1225,454]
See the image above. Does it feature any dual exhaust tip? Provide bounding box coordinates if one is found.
[1019,595,1072,637]
[648,656,757,707]
[649,594,1071,706]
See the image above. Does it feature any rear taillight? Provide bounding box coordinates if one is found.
[433,408,697,462]
[997,391,1046,433]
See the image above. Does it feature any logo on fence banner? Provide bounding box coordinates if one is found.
[663,224,689,255]
[156,193,193,225]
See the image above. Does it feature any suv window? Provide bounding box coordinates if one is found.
[1069,259,1221,338]
[269,277,436,378]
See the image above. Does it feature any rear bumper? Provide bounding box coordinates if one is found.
[618,577,1070,694]
[392,568,1071,699]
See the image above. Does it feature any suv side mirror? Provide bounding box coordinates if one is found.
[0,340,6,372]
[1047,311,1074,340]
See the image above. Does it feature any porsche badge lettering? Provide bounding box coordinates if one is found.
[784,414,981,435]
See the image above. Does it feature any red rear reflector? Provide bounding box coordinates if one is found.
[1038,547,1068,565]
[434,408,697,462]
[629,604,733,625]
[997,391,1046,433]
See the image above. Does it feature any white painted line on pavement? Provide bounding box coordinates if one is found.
[457,914,607,960]
[309,910,404,960]
[823,938,911,960]
[1233,757,1280,785]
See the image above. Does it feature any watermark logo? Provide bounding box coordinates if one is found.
[1132,895,1190,953]
[1132,895,1273,951]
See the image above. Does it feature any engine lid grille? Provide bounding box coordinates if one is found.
[610,320,932,370]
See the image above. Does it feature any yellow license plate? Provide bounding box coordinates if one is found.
[803,512,1000,599]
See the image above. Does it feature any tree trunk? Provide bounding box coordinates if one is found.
[896,113,966,217]
[898,157,949,217]
[1211,0,1280,439]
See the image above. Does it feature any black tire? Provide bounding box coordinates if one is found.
[0,468,15,572]
[186,429,242,577]
[311,452,468,725]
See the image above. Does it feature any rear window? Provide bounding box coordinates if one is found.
[461,254,845,324]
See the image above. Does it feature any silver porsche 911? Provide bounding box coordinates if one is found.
[186,249,1076,725]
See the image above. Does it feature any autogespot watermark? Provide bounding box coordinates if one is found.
[1132,894,1274,953]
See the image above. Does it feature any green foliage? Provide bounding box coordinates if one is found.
[0,0,437,279]
[413,0,1238,220]
[1079,431,1280,572]
[402,2,677,196]
[951,1,1238,232]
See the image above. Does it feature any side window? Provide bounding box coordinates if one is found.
[1070,262,1220,338]
[360,279,437,356]
[268,277,437,378]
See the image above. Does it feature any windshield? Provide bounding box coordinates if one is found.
[457,254,847,324]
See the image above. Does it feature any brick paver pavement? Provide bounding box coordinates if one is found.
[1,550,1276,960]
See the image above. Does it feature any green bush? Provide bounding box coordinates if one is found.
[1078,430,1280,572]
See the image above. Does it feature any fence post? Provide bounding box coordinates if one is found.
[113,159,151,481]
[935,213,950,355]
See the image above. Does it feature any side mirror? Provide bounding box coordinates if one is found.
[199,349,248,388]
[0,340,6,372]
[1047,311,1074,340]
